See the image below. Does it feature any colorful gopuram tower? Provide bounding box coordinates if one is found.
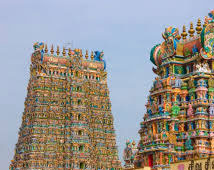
[134,10,214,170]
[10,43,121,170]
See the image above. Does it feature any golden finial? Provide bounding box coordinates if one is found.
[181,25,188,40]
[50,44,54,54]
[196,18,202,35]
[80,49,83,58]
[85,50,89,59]
[176,34,181,40]
[203,16,208,27]
[68,48,71,57]
[188,22,195,37]
[56,46,60,55]
[91,51,94,60]
[62,47,66,56]
[44,44,48,53]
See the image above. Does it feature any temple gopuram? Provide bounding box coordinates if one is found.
[123,10,214,170]
[10,43,121,170]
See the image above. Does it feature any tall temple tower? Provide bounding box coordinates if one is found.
[10,43,121,170]
[133,10,214,170]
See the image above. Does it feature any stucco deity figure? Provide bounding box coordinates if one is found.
[208,77,214,88]
[174,78,182,88]
[188,77,194,89]
[170,122,175,131]
[123,140,137,168]
[185,136,193,150]
[179,123,184,131]
[196,62,211,73]
[187,104,194,117]
[171,104,180,117]
[209,103,214,115]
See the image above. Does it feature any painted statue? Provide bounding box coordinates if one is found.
[33,42,44,63]
[192,45,199,55]
[208,77,214,88]
[158,106,164,115]
[209,103,214,115]
[187,104,194,117]
[195,62,211,73]
[196,79,208,99]
[150,27,180,66]
[174,78,182,88]
[188,77,195,89]
[170,122,175,131]
[201,11,214,59]
[171,104,180,117]
[94,51,106,69]
[123,140,137,168]
[185,136,193,150]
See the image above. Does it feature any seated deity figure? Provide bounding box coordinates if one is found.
[196,62,211,73]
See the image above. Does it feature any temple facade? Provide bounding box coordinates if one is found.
[127,10,214,170]
[10,43,121,170]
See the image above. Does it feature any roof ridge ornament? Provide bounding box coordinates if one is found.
[150,27,180,66]
[181,25,187,40]
[196,19,202,35]
[188,22,195,37]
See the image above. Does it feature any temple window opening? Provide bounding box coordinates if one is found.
[80,162,85,169]
[78,130,83,136]
[79,145,84,152]
[158,95,162,105]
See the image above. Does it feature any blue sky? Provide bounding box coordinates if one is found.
[0,0,213,169]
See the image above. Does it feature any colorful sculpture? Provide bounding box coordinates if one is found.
[10,45,121,170]
[187,104,193,117]
[185,136,194,150]
[150,27,180,66]
[94,51,106,69]
[123,140,138,168]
